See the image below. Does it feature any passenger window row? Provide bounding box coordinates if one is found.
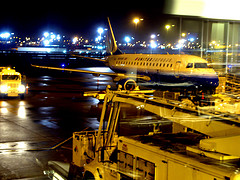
[116,61,173,68]
[135,57,172,62]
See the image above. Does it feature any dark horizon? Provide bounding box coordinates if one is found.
[0,1,166,38]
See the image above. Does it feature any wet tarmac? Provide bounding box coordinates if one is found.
[0,67,111,179]
[0,66,164,179]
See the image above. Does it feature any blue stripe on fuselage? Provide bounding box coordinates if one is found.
[147,73,218,89]
[110,66,219,90]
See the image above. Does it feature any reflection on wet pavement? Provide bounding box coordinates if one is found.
[85,117,100,130]
[18,106,26,118]
[0,68,115,179]
[0,66,159,179]
[0,141,29,154]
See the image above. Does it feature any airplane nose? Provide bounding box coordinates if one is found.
[196,74,219,89]
[208,76,219,87]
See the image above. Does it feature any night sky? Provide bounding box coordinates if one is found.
[0,1,167,39]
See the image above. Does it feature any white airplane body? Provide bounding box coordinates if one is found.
[32,18,219,92]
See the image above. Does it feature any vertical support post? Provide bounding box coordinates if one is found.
[106,102,114,131]
[231,22,235,67]
[206,20,209,53]
[179,16,182,55]
[225,21,230,74]
[96,94,108,151]
[105,102,121,147]
[201,20,204,58]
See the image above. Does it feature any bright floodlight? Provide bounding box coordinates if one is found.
[124,36,131,43]
[150,40,157,48]
[72,37,78,44]
[0,32,10,38]
[165,25,171,30]
[50,34,56,39]
[43,32,49,38]
[133,18,140,24]
[189,38,195,42]
[151,34,156,39]
[43,39,50,46]
[176,43,183,49]
[97,28,104,35]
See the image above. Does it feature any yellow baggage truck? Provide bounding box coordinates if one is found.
[0,67,26,99]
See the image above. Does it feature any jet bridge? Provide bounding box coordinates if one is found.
[70,86,240,180]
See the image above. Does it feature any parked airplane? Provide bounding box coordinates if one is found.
[32,18,219,93]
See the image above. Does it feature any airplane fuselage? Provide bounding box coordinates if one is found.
[32,18,219,94]
[106,54,219,90]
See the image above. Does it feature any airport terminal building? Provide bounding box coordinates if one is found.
[164,0,240,74]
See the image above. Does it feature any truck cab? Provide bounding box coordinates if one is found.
[0,67,26,99]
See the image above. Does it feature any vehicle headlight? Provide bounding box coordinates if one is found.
[18,85,25,93]
[0,85,8,93]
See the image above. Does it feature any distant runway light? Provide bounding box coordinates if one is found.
[43,39,50,46]
[50,34,56,39]
[61,64,65,67]
[189,38,195,42]
[56,35,61,40]
[97,46,103,50]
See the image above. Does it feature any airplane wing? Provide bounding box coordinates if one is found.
[31,64,151,81]
[71,53,107,62]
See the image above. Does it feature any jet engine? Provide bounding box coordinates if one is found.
[118,79,137,90]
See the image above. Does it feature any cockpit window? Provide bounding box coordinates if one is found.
[186,63,193,68]
[194,63,208,68]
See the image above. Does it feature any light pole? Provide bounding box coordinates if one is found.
[97,27,104,40]
[165,24,175,46]
[133,18,140,28]
[133,18,143,44]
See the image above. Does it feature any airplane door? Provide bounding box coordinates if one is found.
[174,61,181,78]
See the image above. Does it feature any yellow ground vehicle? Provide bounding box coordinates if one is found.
[0,67,26,99]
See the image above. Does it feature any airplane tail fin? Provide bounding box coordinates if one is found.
[106,18,122,55]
